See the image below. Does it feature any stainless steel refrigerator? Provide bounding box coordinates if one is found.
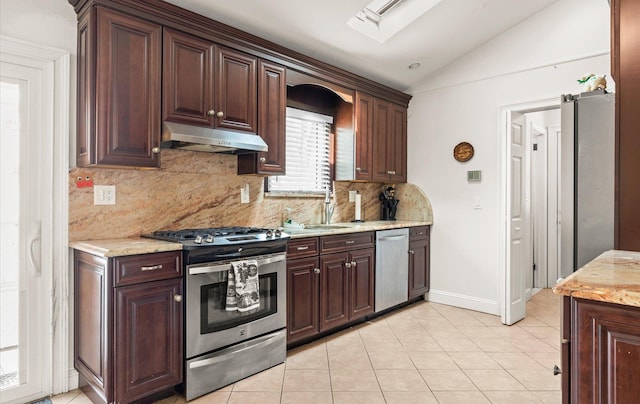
[560,90,615,278]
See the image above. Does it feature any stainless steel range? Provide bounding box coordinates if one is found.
[145,227,289,401]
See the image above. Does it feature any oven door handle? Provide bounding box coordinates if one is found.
[188,331,283,369]
[188,253,285,275]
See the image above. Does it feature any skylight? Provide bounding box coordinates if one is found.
[347,0,443,43]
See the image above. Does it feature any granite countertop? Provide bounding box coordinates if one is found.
[70,221,432,257]
[285,220,432,238]
[70,237,183,257]
[552,250,640,308]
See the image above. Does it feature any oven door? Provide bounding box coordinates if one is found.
[186,252,286,358]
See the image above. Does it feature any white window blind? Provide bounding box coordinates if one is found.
[268,108,333,193]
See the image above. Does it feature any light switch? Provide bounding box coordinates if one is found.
[473,196,481,209]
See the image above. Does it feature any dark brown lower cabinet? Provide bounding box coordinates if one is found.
[287,256,320,343]
[563,297,640,403]
[74,250,183,403]
[408,226,430,298]
[319,248,375,332]
[286,233,374,346]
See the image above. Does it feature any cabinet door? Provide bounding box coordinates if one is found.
[215,46,257,132]
[348,248,375,321]
[114,278,183,403]
[389,103,407,182]
[354,92,374,181]
[74,251,111,403]
[573,299,640,403]
[372,98,392,183]
[238,60,286,175]
[613,0,640,250]
[408,238,430,298]
[372,98,408,183]
[94,7,162,167]
[287,257,320,344]
[163,28,214,127]
[319,252,349,332]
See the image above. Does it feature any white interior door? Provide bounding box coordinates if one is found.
[530,123,547,290]
[505,111,528,325]
[0,60,52,403]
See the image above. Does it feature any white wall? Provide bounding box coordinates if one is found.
[407,0,611,314]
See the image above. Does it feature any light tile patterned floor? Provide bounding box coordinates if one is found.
[52,289,561,404]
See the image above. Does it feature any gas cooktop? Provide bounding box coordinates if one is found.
[144,226,288,248]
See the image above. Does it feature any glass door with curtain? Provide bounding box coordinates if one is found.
[0,61,50,403]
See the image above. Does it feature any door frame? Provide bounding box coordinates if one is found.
[498,97,559,324]
[0,35,71,397]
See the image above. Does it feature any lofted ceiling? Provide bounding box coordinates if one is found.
[164,0,560,92]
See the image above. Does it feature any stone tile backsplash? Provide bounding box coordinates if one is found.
[69,149,432,241]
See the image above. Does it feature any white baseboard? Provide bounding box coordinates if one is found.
[425,289,499,315]
[68,368,79,390]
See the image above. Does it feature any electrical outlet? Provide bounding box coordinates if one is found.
[348,190,357,202]
[240,184,250,203]
[94,185,116,205]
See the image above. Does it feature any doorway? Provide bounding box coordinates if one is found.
[500,99,561,325]
[0,36,70,403]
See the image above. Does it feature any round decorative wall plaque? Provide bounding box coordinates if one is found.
[453,142,474,162]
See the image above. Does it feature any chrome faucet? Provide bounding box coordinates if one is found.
[324,187,334,225]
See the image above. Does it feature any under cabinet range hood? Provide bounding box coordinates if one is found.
[162,122,268,154]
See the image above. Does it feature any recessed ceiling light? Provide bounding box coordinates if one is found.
[408,62,421,70]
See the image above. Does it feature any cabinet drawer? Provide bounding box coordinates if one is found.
[320,232,374,254]
[287,238,319,259]
[113,251,182,287]
[409,226,429,241]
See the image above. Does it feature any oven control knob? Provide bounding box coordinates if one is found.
[275,229,282,237]
[205,235,214,243]
[194,235,203,244]
[266,229,273,237]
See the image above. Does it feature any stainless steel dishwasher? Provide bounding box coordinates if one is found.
[375,228,409,312]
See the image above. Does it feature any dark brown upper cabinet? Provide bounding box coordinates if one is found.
[163,29,257,133]
[69,0,411,171]
[612,0,640,250]
[76,6,162,168]
[353,92,374,181]
[372,98,407,183]
[237,60,287,175]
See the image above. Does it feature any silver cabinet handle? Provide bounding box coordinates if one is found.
[141,264,163,271]
[355,167,362,171]
[174,294,182,302]
[189,253,285,275]
[351,261,357,268]
[259,157,266,163]
[379,235,407,241]
[207,109,217,116]
[314,268,320,274]
[390,170,396,175]
[216,111,224,118]
[409,250,415,255]
[296,246,309,251]
[345,262,352,268]
[345,240,355,245]
[151,146,160,154]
